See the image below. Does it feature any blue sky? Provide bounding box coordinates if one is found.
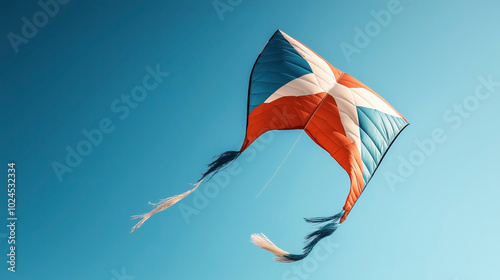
[1,0,499,279]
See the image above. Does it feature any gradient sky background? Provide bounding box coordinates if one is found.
[1,0,500,279]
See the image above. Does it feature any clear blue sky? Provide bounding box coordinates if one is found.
[1,0,499,279]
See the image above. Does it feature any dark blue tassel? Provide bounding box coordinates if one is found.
[304,210,344,224]
[200,151,241,181]
[284,210,344,261]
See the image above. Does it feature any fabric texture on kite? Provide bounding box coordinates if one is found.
[131,29,409,263]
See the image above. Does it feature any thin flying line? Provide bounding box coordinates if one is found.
[255,130,304,198]
[255,73,345,198]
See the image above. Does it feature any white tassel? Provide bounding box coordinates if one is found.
[250,233,295,263]
[130,179,204,233]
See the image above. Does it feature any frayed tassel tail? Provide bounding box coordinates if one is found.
[251,233,296,263]
[130,179,204,233]
[251,210,344,262]
[200,151,241,180]
[130,150,241,233]
[304,210,344,224]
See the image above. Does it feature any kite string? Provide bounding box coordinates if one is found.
[255,130,305,198]
[256,74,345,198]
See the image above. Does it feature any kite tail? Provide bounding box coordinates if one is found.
[304,210,344,224]
[251,210,344,262]
[130,150,241,233]
[200,151,241,181]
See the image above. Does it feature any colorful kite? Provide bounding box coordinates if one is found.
[131,30,409,262]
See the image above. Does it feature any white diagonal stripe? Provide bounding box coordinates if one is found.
[327,84,401,155]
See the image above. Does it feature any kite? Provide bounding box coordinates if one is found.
[131,30,409,262]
